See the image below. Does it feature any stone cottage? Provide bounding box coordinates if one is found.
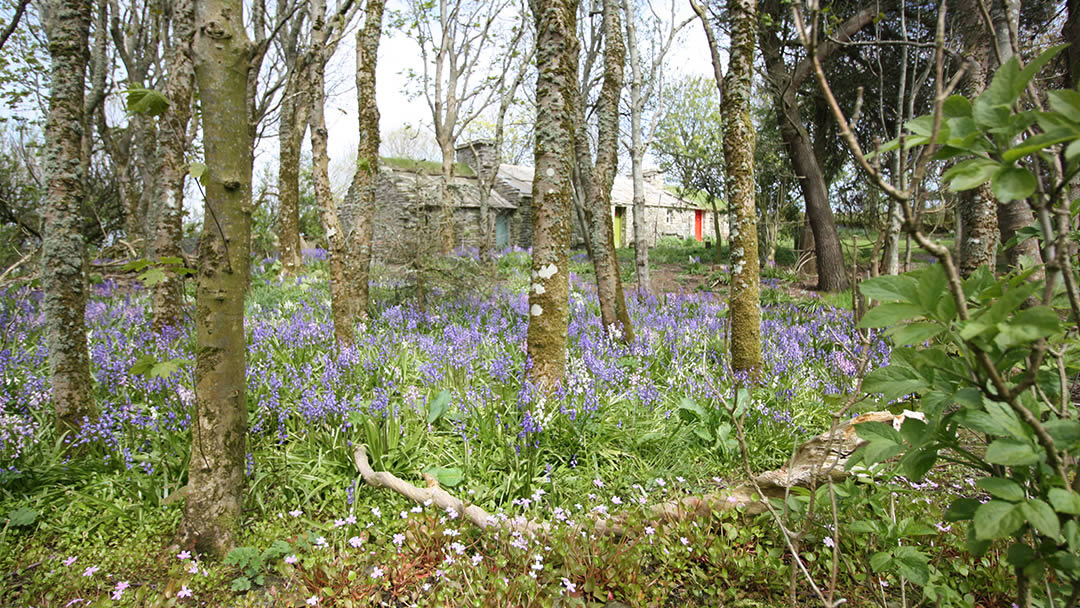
[371,140,722,257]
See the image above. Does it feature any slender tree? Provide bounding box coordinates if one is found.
[152,0,197,330]
[527,0,578,390]
[179,0,253,557]
[721,0,760,373]
[342,0,386,321]
[41,0,94,435]
[580,0,633,342]
[276,3,310,276]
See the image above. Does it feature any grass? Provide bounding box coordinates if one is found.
[380,156,475,177]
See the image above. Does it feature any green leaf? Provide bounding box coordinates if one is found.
[854,420,903,444]
[423,467,463,487]
[230,576,252,592]
[126,87,170,116]
[888,322,944,346]
[863,440,904,465]
[1021,499,1061,539]
[974,500,1025,539]
[990,166,1036,203]
[985,439,1039,466]
[900,446,938,480]
[869,550,892,572]
[678,398,707,423]
[129,354,157,377]
[1002,130,1079,162]
[943,158,1000,191]
[1049,488,1080,515]
[427,390,451,425]
[975,477,1025,502]
[967,525,992,556]
[1006,542,1037,567]
[863,365,927,403]
[1047,89,1080,123]
[942,95,973,118]
[138,267,168,287]
[1044,420,1080,450]
[857,302,926,328]
[6,507,37,527]
[189,162,208,185]
[859,275,920,303]
[150,358,189,379]
[893,546,930,586]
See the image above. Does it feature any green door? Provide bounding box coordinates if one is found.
[495,213,509,249]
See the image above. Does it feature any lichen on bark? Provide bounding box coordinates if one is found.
[527,0,579,392]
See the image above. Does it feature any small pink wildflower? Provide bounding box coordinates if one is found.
[177,550,191,560]
[63,556,77,567]
[306,595,319,605]
[593,478,604,488]
[111,581,130,600]
[177,585,193,598]
[349,536,363,548]
[284,554,298,564]
[289,509,303,518]
[188,562,200,574]
[82,565,99,577]
[371,566,384,579]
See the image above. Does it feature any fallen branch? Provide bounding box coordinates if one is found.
[352,411,921,536]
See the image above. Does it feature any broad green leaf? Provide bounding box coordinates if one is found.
[1049,488,1080,515]
[967,525,992,556]
[942,158,1000,191]
[991,166,1036,203]
[854,420,902,444]
[857,302,925,328]
[678,397,707,423]
[975,477,1025,502]
[905,115,938,137]
[129,354,156,377]
[427,389,451,425]
[150,358,189,379]
[985,439,1039,466]
[423,467,463,487]
[974,500,1025,539]
[1044,419,1080,450]
[869,550,892,572]
[888,322,944,346]
[7,507,36,527]
[942,95,972,118]
[126,87,170,116]
[899,417,928,444]
[1048,89,1080,123]
[1007,542,1037,567]
[858,274,919,303]
[863,440,904,465]
[230,576,252,592]
[863,365,927,403]
[900,446,938,480]
[892,546,930,586]
[1021,499,1061,539]
[1002,130,1079,162]
[138,267,168,286]
[1067,139,1080,162]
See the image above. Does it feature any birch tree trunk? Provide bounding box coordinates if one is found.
[723,0,760,373]
[308,0,354,345]
[584,0,633,343]
[623,0,649,294]
[343,0,386,321]
[180,0,253,558]
[152,0,197,330]
[528,0,578,391]
[42,0,94,435]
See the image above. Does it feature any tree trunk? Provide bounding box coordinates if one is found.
[583,0,632,343]
[439,142,456,253]
[42,0,94,435]
[180,0,253,558]
[343,0,385,322]
[278,65,308,276]
[527,0,579,391]
[309,0,353,345]
[623,0,649,294]
[723,0,760,374]
[152,0,196,331]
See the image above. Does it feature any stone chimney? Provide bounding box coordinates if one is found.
[455,139,499,182]
[643,168,665,188]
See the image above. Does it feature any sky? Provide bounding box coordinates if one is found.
[309,0,720,188]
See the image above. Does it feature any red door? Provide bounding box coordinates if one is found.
[694,210,703,241]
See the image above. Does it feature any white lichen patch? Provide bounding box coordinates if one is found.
[546,167,555,176]
[537,263,558,280]
[530,304,543,316]
[532,283,546,295]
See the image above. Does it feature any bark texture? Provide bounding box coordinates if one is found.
[343,0,386,322]
[277,11,309,277]
[623,0,648,294]
[152,0,197,330]
[309,0,353,345]
[758,0,874,291]
[527,0,578,391]
[583,0,633,343]
[955,0,998,276]
[723,0,760,374]
[179,0,253,558]
[42,0,95,435]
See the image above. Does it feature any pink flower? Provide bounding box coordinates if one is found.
[82,565,99,577]
[177,585,193,598]
[349,536,363,548]
[188,562,200,574]
[111,581,130,600]
[306,595,319,605]
[177,550,191,561]
[284,554,298,564]
[63,556,77,567]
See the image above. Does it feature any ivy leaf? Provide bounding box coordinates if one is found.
[990,166,1036,203]
[974,500,1025,539]
[126,87,170,116]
